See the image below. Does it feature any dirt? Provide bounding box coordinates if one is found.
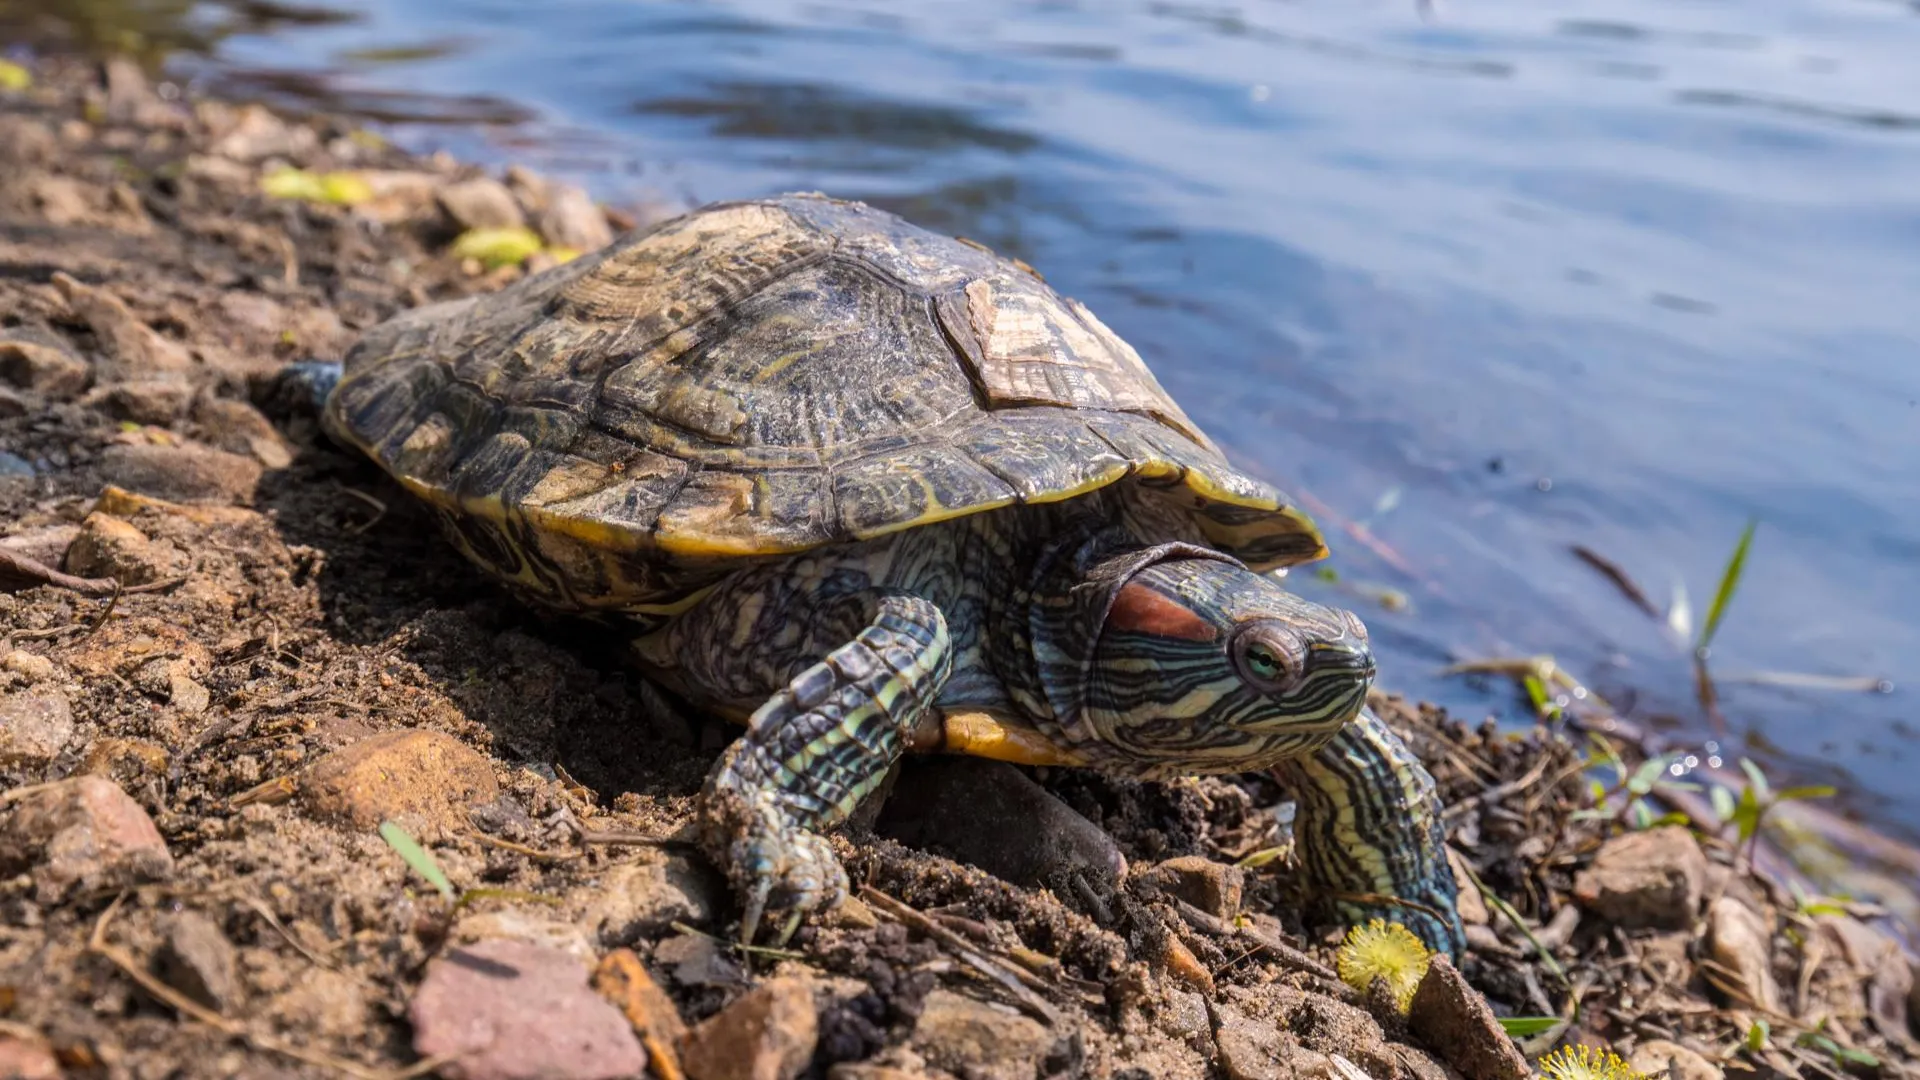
[1,54,1915,1080]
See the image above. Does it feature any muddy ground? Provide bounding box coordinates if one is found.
[0,55,1915,1080]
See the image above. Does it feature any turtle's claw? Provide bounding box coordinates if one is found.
[702,786,850,946]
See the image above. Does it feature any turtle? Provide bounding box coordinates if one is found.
[299,192,1464,954]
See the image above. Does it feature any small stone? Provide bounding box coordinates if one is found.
[0,688,75,766]
[87,379,193,424]
[63,513,184,585]
[592,948,689,1048]
[1406,955,1529,1080]
[583,852,719,945]
[299,730,500,834]
[449,910,595,964]
[1214,1002,1293,1080]
[437,177,527,231]
[0,387,26,417]
[0,1033,62,1079]
[98,443,262,504]
[1814,914,1912,1037]
[354,169,443,224]
[0,776,173,902]
[0,332,89,398]
[51,272,194,380]
[877,757,1126,894]
[653,931,745,989]
[409,939,645,1080]
[537,185,614,252]
[1627,1039,1723,1080]
[910,989,1053,1080]
[1446,848,1488,926]
[156,911,240,1013]
[78,737,171,787]
[1706,897,1781,1012]
[827,1067,932,1080]
[210,104,315,160]
[191,396,295,469]
[168,672,211,715]
[3,650,58,682]
[1571,826,1706,929]
[681,977,819,1080]
[1138,855,1244,919]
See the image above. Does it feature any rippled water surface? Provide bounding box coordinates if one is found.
[53,0,1920,835]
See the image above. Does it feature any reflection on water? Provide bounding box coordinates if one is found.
[10,0,1920,850]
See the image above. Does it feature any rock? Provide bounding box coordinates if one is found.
[681,977,819,1080]
[877,757,1126,894]
[3,650,59,682]
[51,272,194,380]
[156,911,240,1013]
[191,396,294,469]
[592,948,689,1049]
[0,1033,61,1079]
[1138,855,1244,919]
[1213,1002,1294,1080]
[63,512,184,585]
[653,931,745,990]
[1570,826,1706,929]
[0,387,26,418]
[0,525,80,570]
[537,185,613,252]
[298,730,500,834]
[1406,955,1529,1080]
[87,380,193,424]
[210,104,316,161]
[449,909,595,964]
[910,989,1053,1080]
[0,688,75,766]
[1627,1039,1722,1080]
[1706,896,1780,1012]
[1814,914,1913,1038]
[827,1067,932,1080]
[1445,848,1488,926]
[583,852,719,945]
[0,776,173,902]
[0,332,89,397]
[409,939,645,1080]
[0,451,33,479]
[353,169,442,224]
[437,177,526,231]
[78,737,171,787]
[98,443,262,504]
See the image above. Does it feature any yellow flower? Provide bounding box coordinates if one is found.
[1334,918,1431,1011]
[1538,1045,1647,1080]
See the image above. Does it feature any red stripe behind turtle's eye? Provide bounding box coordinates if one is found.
[1108,581,1220,643]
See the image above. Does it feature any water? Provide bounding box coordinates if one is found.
[52,0,1920,837]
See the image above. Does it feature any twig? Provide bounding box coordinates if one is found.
[465,830,586,863]
[1169,898,1340,983]
[1570,544,1660,619]
[860,887,1062,1025]
[1443,753,1554,822]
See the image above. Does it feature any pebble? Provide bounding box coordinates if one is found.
[209,103,316,161]
[537,184,614,252]
[409,939,645,1080]
[1815,914,1912,1037]
[63,512,184,585]
[0,688,75,766]
[909,989,1053,1080]
[0,1034,61,1080]
[1570,826,1706,929]
[1627,1039,1723,1080]
[448,909,595,964]
[437,176,527,231]
[1406,956,1529,1080]
[98,442,263,504]
[0,776,173,903]
[653,931,745,990]
[583,852,719,945]
[191,395,295,469]
[78,737,171,787]
[1137,855,1244,919]
[0,451,34,478]
[0,331,89,398]
[877,757,1126,893]
[3,650,59,682]
[87,379,193,424]
[157,910,241,1013]
[298,730,500,834]
[828,1067,933,1080]
[1213,1002,1294,1080]
[51,272,194,380]
[591,948,689,1050]
[1706,896,1781,1012]
[0,387,26,418]
[681,977,819,1080]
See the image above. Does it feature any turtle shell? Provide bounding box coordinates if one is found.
[325,193,1324,611]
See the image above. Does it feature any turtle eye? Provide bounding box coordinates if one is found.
[1233,627,1305,694]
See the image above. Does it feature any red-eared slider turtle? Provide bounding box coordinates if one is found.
[302,193,1463,952]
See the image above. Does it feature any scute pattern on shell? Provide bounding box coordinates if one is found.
[324,193,1323,611]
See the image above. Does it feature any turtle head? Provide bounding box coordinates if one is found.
[1078,556,1375,777]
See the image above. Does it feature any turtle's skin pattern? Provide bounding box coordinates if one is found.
[323,193,1464,953]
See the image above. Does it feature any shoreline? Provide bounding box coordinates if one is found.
[1,54,1915,1080]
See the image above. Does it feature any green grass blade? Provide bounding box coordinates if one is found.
[1498,1017,1562,1037]
[379,820,455,900]
[1697,518,1757,653]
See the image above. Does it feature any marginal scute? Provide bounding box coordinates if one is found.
[833,445,1018,539]
[960,410,1131,504]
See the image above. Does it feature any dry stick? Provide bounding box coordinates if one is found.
[0,546,190,598]
[1570,544,1661,619]
[1442,753,1554,822]
[859,887,1063,1025]
[88,893,418,1079]
[1168,898,1340,984]
[465,829,586,863]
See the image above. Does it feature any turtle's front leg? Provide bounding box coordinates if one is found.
[1273,706,1467,957]
[698,594,952,944]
